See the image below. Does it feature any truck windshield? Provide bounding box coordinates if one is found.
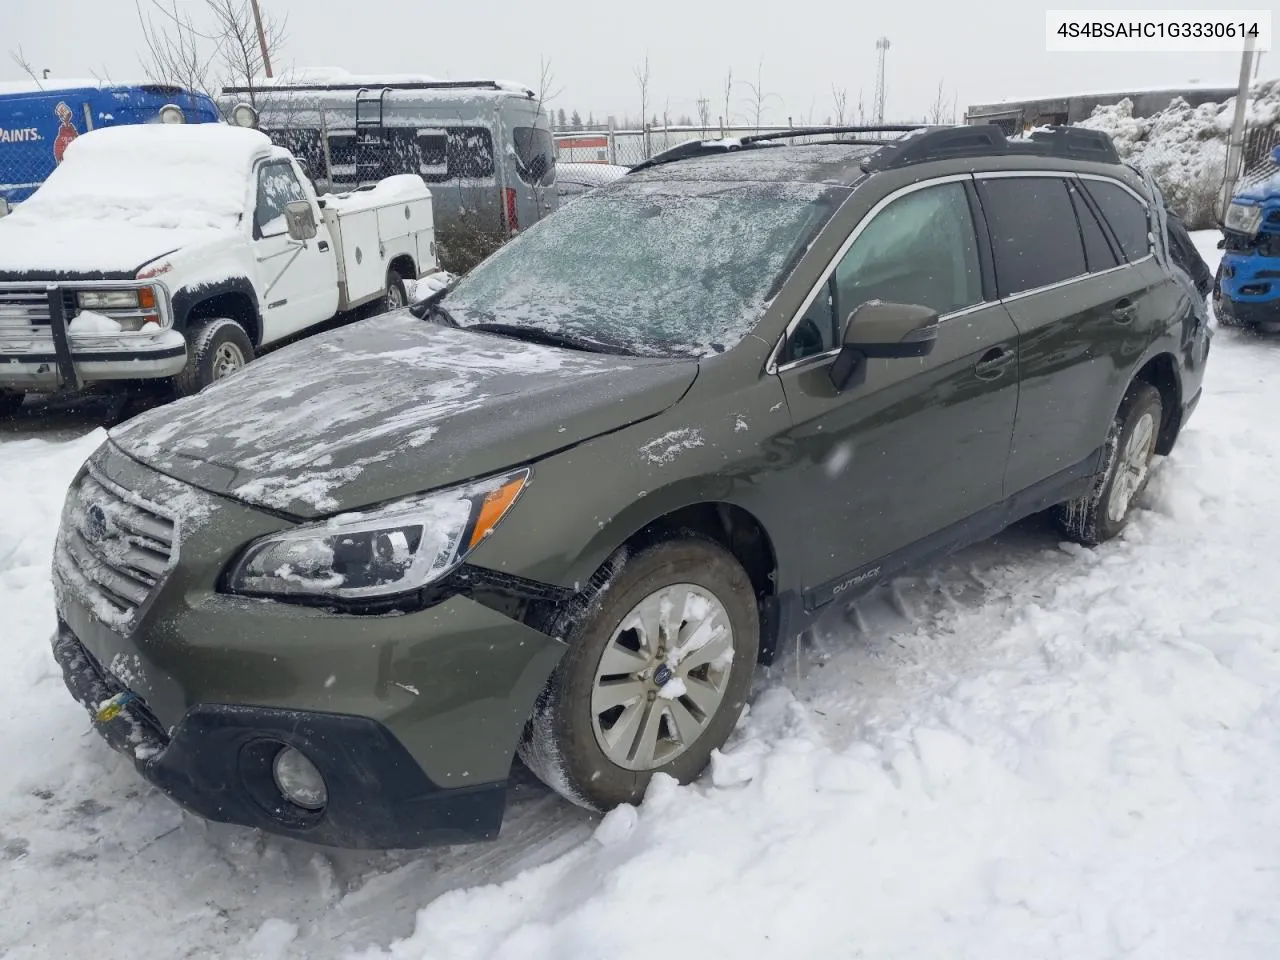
[444,178,843,357]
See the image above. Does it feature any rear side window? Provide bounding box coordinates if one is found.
[981,177,1086,296]
[513,126,555,186]
[326,127,496,185]
[1066,180,1120,272]
[1081,179,1151,262]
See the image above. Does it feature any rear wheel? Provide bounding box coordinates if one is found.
[519,539,760,810]
[383,270,407,313]
[173,318,254,397]
[1056,382,1162,546]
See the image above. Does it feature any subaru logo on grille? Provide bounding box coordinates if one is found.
[85,503,108,542]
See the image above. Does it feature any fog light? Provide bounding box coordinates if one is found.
[272,747,327,810]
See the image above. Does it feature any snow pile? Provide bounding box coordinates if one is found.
[321,175,430,214]
[1078,78,1280,227]
[1,124,274,273]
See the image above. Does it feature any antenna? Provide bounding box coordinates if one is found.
[873,37,890,123]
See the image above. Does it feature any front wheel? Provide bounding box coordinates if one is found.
[1056,382,1163,546]
[519,539,760,811]
[172,318,254,397]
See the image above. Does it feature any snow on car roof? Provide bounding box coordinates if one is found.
[1,124,277,273]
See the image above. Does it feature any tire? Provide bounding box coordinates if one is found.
[383,270,408,313]
[519,538,760,811]
[1056,382,1163,546]
[0,392,25,417]
[172,318,254,397]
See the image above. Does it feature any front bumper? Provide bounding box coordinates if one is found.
[51,627,510,848]
[0,327,187,390]
[49,442,567,849]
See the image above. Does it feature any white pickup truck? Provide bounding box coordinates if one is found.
[0,120,436,411]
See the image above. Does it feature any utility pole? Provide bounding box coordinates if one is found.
[873,37,890,123]
[249,0,273,78]
[1220,32,1258,221]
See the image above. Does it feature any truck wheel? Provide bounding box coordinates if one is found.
[173,319,254,397]
[519,539,759,811]
[0,391,25,417]
[1056,382,1162,547]
[383,270,408,313]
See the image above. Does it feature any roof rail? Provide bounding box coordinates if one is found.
[627,125,923,175]
[862,123,1121,171]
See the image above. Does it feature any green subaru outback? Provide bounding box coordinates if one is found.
[51,124,1211,848]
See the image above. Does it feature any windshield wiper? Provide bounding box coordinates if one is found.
[409,288,458,326]
[466,322,632,356]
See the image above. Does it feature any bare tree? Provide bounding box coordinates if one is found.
[831,86,848,132]
[8,46,44,89]
[136,0,286,106]
[208,0,286,105]
[926,80,951,125]
[535,56,563,123]
[741,58,778,132]
[857,88,865,125]
[722,68,734,134]
[695,95,711,134]
[633,54,651,127]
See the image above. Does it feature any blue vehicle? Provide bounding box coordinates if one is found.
[0,81,220,205]
[1218,145,1280,332]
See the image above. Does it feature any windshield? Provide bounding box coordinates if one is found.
[442,178,843,357]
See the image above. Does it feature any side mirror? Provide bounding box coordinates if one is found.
[284,200,318,242]
[830,300,939,391]
[0,198,10,219]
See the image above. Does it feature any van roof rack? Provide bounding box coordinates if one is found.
[222,80,533,98]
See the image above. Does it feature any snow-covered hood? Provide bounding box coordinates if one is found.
[0,218,228,280]
[108,312,698,518]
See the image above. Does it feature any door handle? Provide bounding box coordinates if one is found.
[1112,298,1136,324]
[974,346,1015,380]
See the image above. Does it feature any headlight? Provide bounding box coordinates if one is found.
[1225,202,1264,236]
[225,469,531,601]
[78,290,140,309]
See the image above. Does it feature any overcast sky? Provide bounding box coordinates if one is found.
[6,0,1273,124]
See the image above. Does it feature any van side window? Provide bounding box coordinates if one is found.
[415,127,495,181]
[513,127,556,186]
[1066,180,1120,272]
[1081,180,1151,262]
[980,177,1087,296]
[783,181,981,363]
[254,161,307,238]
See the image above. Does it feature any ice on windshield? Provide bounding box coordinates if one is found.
[443,178,843,357]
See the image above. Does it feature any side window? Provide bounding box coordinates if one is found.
[254,162,307,238]
[513,126,556,186]
[413,127,496,182]
[981,177,1087,296]
[1081,179,1151,262]
[783,182,981,363]
[1066,180,1120,272]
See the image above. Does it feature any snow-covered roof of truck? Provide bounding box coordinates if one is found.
[1,124,278,275]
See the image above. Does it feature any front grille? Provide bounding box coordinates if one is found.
[56,467,177,624]
[0,286,76,328]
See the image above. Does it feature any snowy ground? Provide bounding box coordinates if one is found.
[4,234,1280,959]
